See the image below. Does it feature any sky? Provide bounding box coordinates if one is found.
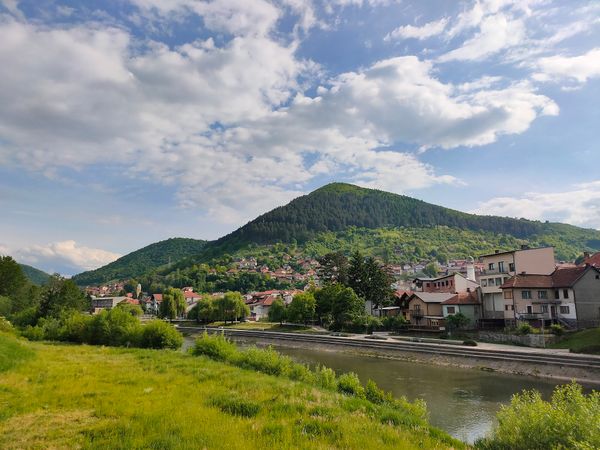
[0,0,599,275]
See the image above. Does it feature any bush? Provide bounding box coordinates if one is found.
[516,323,534,335]
[21,325,45,341]
[237,346,292,376]
[140,320,183,349]
[0,316,14,333]
[192,332,238,361]
[337,372,365,398]
[59,312,92,343]
[463,339,478,346]
[476,382,600,449]
[550,324,564,335]
[315,365,338,390]
[365,379,386,404]
[365,316,383,334]
[382,315,407,333]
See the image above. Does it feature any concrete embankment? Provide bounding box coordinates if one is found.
[179,326,600,385]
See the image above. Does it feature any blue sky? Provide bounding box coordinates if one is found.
[0,0,599,275]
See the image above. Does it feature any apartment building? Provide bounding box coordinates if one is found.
[478,246,555,324]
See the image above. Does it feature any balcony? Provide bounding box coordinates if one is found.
[410,309,424,318]
[481,268,510,275]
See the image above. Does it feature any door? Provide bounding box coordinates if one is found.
[550,305,556,319]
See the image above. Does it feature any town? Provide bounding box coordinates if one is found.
[88,247,600,344]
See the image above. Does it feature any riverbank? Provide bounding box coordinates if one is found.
[0,332,461,449]
[181,327,600,385]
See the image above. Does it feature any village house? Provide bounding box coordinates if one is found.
[500,264,600,329]
[479,246,555,325]
[441,290,481,328]
[406,292,456,329]
[413,272,479,294]
[245,290,282,321]
[583,251,600,268]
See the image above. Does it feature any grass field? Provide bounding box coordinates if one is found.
[549,328,600,354]
[0,332,461,449]
[206,321,329,334]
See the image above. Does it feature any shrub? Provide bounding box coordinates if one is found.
[237,346,293,376]
[516,323,534,335]
[0,316,14,333]
[550,324,564,335]
[476,382,600,450]
[365,316,383,334]
[315,365,338,390]
[337,372,365,398]
[192,332,238,361]
[463,339,478,346]
[140,320,183,349]
[59,312,92,343]
[365,379,386,404]
[21,325,45,341]
[382,315,408,333]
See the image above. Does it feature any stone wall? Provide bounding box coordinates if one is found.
[477,331,557,348]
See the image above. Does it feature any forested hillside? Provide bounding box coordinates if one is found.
[72,238,207,285]
[18,264,50,285]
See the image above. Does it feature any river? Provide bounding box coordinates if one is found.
[184,335,565,444]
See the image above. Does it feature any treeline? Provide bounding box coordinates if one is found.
[0,255,182,350]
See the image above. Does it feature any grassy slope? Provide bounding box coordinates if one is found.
[0,333,460,449]
[549,328,600,354]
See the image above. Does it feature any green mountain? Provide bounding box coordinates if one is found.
[72,238,207,285]
[75,183,600,288]
[19,263,51,285]
[200,183,600,260]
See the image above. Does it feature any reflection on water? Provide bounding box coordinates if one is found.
[184,335,564,444]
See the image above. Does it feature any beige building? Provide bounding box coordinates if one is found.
[478,246,555,323]
[407,292,456,329]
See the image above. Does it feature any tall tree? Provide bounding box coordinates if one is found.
[216,291,249,323]
[314,283,344,325]
[317,252,349,285]
[0,256,28,303]
[331,286,365,331]
[159,288,186,320]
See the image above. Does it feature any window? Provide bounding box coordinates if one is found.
[522,290,532,299]
[447,306,456,314]
[504,290,513,299]
[509,262,515,272]
[488,278,495,286]
[554,290,560,299]
[488,263,495,270]
[563,289,569,299]
[495,277,502,286]
[542,305,548,313]
[481,279,488,287]
[498,262,505,272]
[560,306,570,314]
[426,283,430,288]
[538,290,548,300]
[505,304,514,311]
[526,305,533,314]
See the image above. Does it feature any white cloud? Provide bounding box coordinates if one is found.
[12,240,122,274]
[439,12,525,62]
[0,15,558,224]
[384,17,448,41]
[473,181,600,229]
[533,48,600,84]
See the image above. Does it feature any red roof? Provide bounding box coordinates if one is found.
[122,298,140,305]
[583,252,600,267]
[500,266,598,289]
[261,295,278,306]
[153,293,163,302]
[183,291,200,299]
[442,291,479,305]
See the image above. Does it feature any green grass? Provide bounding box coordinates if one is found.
[549,328,600,354]
[0,332,462,449]
[209,321,314,332]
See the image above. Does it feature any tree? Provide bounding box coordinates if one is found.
[0,256,28,298]
[446,312,470,332]
[38,275,88,318]
[116,301,143,317]
[314,283,344,326]
[317,252,349,285]
[287,292,315,325]
[423,262,438,278]
[159,288,186,320]
[216,291,249,323]
[348,252,393,313]
[331,286,365,331]
[268,298,287,324]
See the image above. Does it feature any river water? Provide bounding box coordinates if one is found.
[184,335,564,444]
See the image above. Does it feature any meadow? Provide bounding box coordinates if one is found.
[0,332,461,449]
